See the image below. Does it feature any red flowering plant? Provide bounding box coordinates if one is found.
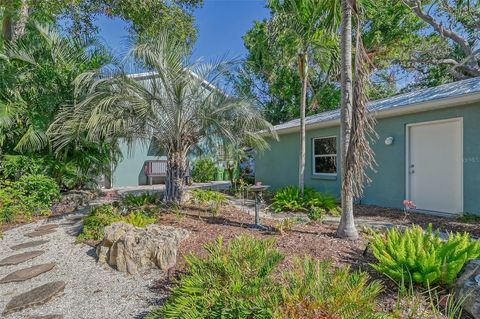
[402,200,417,220]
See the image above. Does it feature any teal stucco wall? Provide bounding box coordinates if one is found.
[112,139,166,187]
[255,102,480,214]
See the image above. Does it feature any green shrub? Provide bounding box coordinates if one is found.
[272,186,339,216]
[78,204,158,241]
[279,257,385,319]
[0,175,59,222]
[14,174,60,211]
[191,158,217,183]
[0,155,44,180]
[369,224,480,287]
[123,192,157,207]
[78,204,120,241]
[0,186,27,222]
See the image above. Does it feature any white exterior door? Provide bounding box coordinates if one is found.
[407,118,463,214]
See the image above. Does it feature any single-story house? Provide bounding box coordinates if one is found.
[255,77,480,216]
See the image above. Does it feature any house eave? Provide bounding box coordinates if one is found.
[270,92,480,136]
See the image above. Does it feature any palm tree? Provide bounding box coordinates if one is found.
[50,34,275,203]
[336,0,376,239]
[268,0,340,195]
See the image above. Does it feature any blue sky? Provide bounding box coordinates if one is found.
[95,0,270,64]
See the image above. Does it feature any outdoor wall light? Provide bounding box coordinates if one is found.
[384,136,394,146]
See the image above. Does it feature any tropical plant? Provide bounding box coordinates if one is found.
[122,192,158,208]
[0,23,118,189]
[368,224,480,287]
[0,155,44,180]
[267,0,340,195]
[148,236,284,319]
[50,33,275,203]
[191,158,217,183]
[271,186,339,215]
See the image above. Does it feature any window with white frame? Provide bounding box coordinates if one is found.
[313,137,337,175]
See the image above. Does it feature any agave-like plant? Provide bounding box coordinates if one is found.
[50,34,276,203]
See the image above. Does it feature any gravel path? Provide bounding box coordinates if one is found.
[0,209,165,319]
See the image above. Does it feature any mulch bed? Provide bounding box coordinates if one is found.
[152,203,479,315]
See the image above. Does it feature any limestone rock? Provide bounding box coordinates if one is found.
[96,222,189,274]
[2,281,65,315]
[455,259,480,319]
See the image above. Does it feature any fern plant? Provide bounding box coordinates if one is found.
[271,186,340,216]
[368,224,480,287]
[122,192,157,207]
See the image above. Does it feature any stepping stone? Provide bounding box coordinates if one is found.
[26,316,63,319]
[2,281,66,316]
[35,224,59,232]
[0,251,44,267]
[25,229,57,238]
[66,215,83,221]
[10,240,49,251]
[0,263,55,283]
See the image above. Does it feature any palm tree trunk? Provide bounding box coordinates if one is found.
[298,53,307,196]
[165,149,187,203]
[12,0,29,43]
[2,0,13,43]
[337,0,358,240]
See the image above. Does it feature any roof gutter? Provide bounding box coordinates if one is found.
[270,91,480,136]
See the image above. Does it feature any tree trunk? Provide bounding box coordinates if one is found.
[12,0,29,43]
[2,0,13,43]
[164,149,187,204]
[298,53,308,196]
[337,0,358,240]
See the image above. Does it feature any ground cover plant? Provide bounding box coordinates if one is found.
[147,235,386,319]
[271,186,340,220]
[77,197,159,241]
[190,189,228,217]
[368,224,480,287]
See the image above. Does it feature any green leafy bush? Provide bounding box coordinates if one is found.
[149,236,283,319]
[78,204,158,241]
[147,236,388,319]
[14,174,60,211]
[123,192,158,207]
[272,186,339,217]
[0,175,60,223]
[78,204,120,241]
[191,158,217,182]
[280,257,385,319]
[369,224,480,286]
[0,155,44,180]
[0,186,28,222]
